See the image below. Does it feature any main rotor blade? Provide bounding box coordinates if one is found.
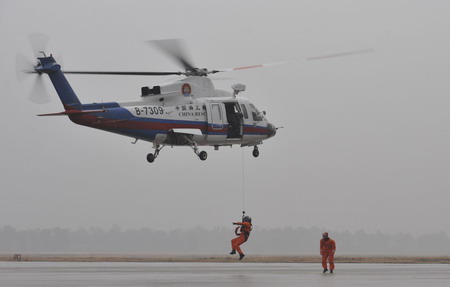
[213,61,287,73]
[62,70,183,76]
[306,48,373,61]
[147,39,196,72]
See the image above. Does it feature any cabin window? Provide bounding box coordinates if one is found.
[240,104,249,119]
[210,103,223,129]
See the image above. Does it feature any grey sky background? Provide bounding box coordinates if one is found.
[1,0,449,237]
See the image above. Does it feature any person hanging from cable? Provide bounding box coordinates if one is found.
[230,214,252,260]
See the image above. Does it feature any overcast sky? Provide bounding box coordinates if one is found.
[1,0,450,237]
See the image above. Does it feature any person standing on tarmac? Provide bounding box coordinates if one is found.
[320,232,336,273]
[230,216,253,260]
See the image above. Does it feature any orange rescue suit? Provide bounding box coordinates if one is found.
[320,238,336,270]
[231,221,252,255]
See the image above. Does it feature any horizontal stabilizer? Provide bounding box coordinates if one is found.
[38,109,106,116]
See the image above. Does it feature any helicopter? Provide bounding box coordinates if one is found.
[19,38,278,163]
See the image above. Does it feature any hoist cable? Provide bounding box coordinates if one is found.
[241,148,245,217]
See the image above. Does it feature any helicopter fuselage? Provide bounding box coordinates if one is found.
[36,56,276,162]
[69,94,276,148]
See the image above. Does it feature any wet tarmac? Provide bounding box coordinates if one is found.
[0,261,449,286]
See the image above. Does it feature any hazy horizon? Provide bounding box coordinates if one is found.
[2,224,450,255]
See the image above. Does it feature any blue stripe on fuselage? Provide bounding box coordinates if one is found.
[78,105,269,139]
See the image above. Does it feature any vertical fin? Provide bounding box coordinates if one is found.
[36,56,82,111]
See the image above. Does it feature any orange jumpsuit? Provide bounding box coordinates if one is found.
[320,238,336,270]
[231,221,252,255]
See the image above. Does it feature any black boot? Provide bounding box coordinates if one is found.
[239,254,245,260]
[230,250,236,255]
[323,268,328,273]
[330,269,334,274]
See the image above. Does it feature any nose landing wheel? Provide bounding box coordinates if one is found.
[252,146,259,158]
[199,150,208,161]
[147,153,155,163]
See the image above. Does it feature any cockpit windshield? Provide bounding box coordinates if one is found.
[249,103,264,121]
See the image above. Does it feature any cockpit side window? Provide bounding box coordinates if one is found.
[249,103,263,121]
[240,104,249,119]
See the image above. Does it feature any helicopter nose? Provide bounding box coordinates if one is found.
[267,123,277,138]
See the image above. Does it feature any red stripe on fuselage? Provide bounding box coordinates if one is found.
[243,125,269,135]
[69,114,269,139]
[70,114,210,135]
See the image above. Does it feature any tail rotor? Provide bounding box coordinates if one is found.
[16,33,52,104]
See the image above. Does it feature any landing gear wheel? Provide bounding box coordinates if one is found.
[199,151,208,161]
[146,144,164,163]
[147,153,155,163]
[252,147,259,158]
